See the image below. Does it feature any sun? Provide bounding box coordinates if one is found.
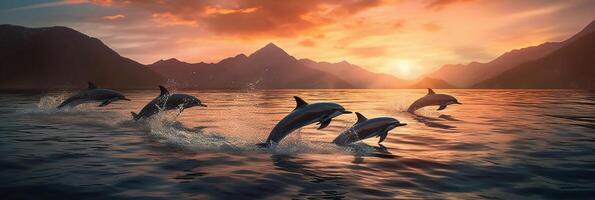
[396,60,413,76]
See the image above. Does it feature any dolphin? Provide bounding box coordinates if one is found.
[257,96,352,148]
[57,82,130,109]
[131,85,206,121]
[407,88,461,113]
[332,112,407,145]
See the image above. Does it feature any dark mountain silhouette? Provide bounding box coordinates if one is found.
[0,25,163,89]
[474,31,595,89]
[409,77,456,89]
[427,20,595,87]
[150,43,353,89]
[298,59,409,88]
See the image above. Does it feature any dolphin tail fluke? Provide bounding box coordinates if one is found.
[131,112,140,121]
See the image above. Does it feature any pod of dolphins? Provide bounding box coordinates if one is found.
[57,83,461,149]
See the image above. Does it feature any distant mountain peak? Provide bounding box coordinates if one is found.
[153,58,187,65]
[165,58,181,62]
[264,42,279,48]
[217,53,249,65]
[0,24,163,89]
[250,42,291,59]
[234,53,248,59]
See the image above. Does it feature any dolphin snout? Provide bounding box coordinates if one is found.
[122,97,131,101]
[396,123,407,127]
[341,110,352,114]
[199,104,207,107]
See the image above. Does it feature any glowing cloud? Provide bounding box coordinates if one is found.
[102,14,125,20]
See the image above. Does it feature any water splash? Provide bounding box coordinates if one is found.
[24,94,381,155]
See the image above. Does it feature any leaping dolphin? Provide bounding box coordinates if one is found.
[257,96,352,149]
[57,82,130,109]
[332,112,406,145]
[407,88,461,113]
[131,85,206,121]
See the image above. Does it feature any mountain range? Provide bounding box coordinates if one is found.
[150,43,436,89]
[427,20,595,88]
[0,25,163,89]
[149,43,353,89]
[1,20,593,90]
[474,31,595,89]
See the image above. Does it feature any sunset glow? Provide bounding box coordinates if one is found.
[396,60,414,77]
[1,0,594,79]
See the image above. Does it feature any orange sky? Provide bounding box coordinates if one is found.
[1,0,595,79]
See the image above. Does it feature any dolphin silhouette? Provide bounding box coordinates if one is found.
[257,96,351,148]
[57,82,130,109]
[332,112,406,145]
[407,88,461,113]
[131,85,206,120]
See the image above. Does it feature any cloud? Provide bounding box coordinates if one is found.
[65,0,114,6]
[79,0,383,37]
[204,6,259,15]
[426,0,473,11]
[8,0,113,11]
[505,4,567,20]
[102,14,125,20]
[423,22,442,32]
[298,39,317,47]
[152,12,198,26]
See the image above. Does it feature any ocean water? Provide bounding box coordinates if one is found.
[0,89,594,199]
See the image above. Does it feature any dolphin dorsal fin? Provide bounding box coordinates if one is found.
[158,85,170,96]
[427,88,436,95]
[355,112,367,124]
[88,82,97,89]
[293,96,308,110]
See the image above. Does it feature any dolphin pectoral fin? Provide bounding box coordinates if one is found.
[57,96,82,109]
[318,118,332,130]
[57,99,73,109]
[378,131,389,143]
[438,105,448,110]
[98,100,110,107]
[98,98,116,107]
